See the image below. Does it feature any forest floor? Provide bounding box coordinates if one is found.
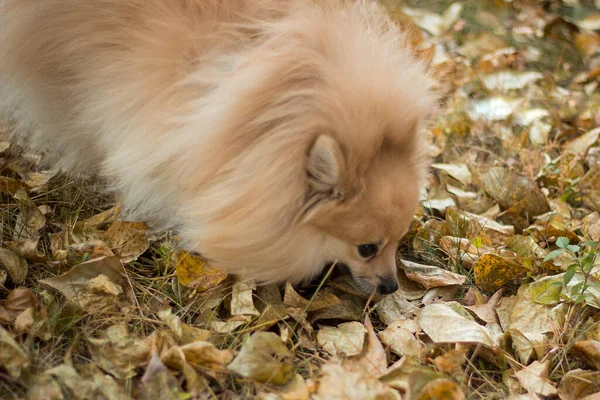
[1,0,600,399]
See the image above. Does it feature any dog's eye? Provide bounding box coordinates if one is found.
[357,244,378,258]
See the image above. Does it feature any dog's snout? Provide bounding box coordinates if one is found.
[376,278,398,295]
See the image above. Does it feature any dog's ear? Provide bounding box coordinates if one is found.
[307,135,344,197]
[299,135,346,223]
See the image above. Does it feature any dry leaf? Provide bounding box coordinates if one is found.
[345,315,388,378]
[228,332,294,385]
[0,247,28,284]
[317,322,367,357]
[570,341,600,370]
[162,340,233,370]
[231,280,259,316]
[173,249,227,291]
[418,303,495,347]
[558,369,600,400]
[0,287,38,323]
[473,253,525,293]
[139,351,182,400]
[514,361,557,397]
[41,256,122,299]
[313,363,401,400]
[379,321,422,359]
[0,326,29,379]
[401,260,466,289]
[284,282,340,312]
[87,323,151,379]
[104,220,150,263]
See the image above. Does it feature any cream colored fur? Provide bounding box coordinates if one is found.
[0,0,437,293]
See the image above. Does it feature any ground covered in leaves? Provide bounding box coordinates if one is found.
[2,0,600,399]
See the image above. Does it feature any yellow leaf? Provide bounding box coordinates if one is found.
[173,250,227,291]
[473,253,525,293]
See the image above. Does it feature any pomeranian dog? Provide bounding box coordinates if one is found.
[0,0,437,295]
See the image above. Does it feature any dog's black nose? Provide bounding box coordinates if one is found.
[377,279,398,295]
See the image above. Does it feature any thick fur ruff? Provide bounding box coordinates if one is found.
[0,0,437,289]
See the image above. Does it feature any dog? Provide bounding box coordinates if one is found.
[0,0,438,295]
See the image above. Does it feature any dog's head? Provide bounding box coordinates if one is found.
[301,129,425,295]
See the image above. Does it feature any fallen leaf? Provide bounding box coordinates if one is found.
[482,71,543,91]
[0,287,38,323]
[558,369,600,400]
[571,341,600,370]
[317,321,367,357]
[284,282,340,312]
[418,303,495,347]
[258,373,310,400]
[13,189,46,240]
[565,127,600,155]
[409,374,465,400]
[345,315,388,378]
[173,249,227,291]
[465,288,503,325]
[231,280,259,316]
[85,205,122,227]
[376,291,420,326]
[0,247,28,284]
[66,240,115,265]
[139,351,182,400]
[473,253,525,293]
[163,340,234,370]
[228,332,294,385]
[311,292,364,323]
[514,361,557,397]
[581,165,600,212]
[87,323,151,379]
[313,363,401,400]
[41,256,123,307]
[401,260,466,289]
[104,221,150,263]
[379,320,422,359]
[5,239,46,262]
[467,97,523,121]
[0,326,29,379]
[431,163,472,186]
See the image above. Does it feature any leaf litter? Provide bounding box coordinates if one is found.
[1,0,600,399]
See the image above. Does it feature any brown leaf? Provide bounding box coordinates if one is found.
[88,323,151,379]
[41,256,123,301]
[104,220,150,263]
[465,288,504,325]
[5,239,46,262]
[13,189,46,239]
[581,165,600,212]
[313,363,401,400]
[162,341,234,370]
[0,247,28,284]
[571,341,600,370]
[85,205,122,228]
[0,176,26,195]
[66,240,114,265]
[558,369,600,400]
[401,260,466,289]
[0,287,37,323]
[0,326,29,379]
[139,351,182,400]
[283,282,340,312]
[228,332,294,385]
